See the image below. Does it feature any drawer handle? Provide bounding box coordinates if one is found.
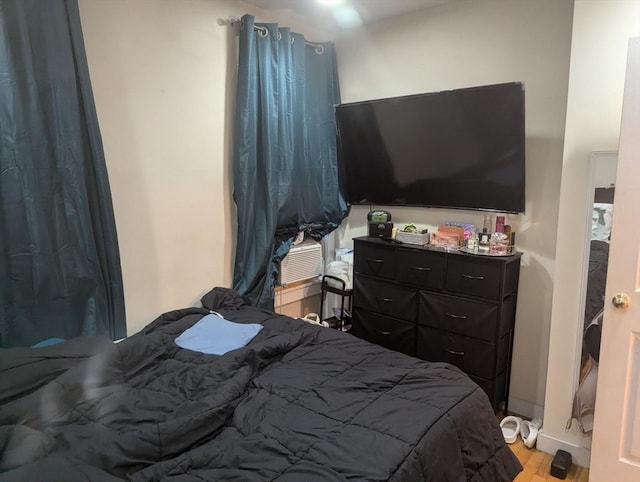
[445,312,467,320]
[445,348,465,357]
[375,329,392,336]
[376,297,393,303]
[462,273,485,281]
[411,266,431,272]
[367,258,384,264]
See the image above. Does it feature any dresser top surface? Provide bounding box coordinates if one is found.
[353,236,523,261]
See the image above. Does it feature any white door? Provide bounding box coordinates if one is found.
[589,37,640,482]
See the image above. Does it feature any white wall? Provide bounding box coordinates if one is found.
[539,0,640,467]
[78,0,237,335]
[333,0,574,417]
[78,0,328,335]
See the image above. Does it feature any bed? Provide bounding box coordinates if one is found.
[0,287,522,481]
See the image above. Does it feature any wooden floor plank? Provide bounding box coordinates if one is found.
[535,453,552,478]
[518,450,548,482]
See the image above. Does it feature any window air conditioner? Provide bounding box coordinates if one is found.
[279,239,323,285]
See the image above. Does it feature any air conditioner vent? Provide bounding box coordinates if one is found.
[279,239,323,285]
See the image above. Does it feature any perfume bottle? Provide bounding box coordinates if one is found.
[490,232,508,254]
[488,216,508,254]
[478,228,491,253]
[466,233,478,252]
[483,214,492,233]
[503,225,512,251]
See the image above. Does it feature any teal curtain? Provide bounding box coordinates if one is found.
[233,15,347,309]
[0,0,126,347]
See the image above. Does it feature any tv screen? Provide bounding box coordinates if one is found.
[335,82,526,214]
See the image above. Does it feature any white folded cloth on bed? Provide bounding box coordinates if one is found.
[175,313,263,355]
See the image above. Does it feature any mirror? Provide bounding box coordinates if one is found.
[571,150,618,434]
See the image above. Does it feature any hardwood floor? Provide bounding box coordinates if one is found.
[508,436,589,482]
[498,413,590,481]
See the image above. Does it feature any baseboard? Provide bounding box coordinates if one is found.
[536,431,591,468]
[507,396,544,420]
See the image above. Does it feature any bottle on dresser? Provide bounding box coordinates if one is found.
[478,228,491,253]
[490,215,509,254]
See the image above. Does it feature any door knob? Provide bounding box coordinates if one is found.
[612,293,631,309]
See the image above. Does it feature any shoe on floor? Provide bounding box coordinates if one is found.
[521,417,543,448]
[500,415,522,444]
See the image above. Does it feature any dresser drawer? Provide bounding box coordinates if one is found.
[354,275,418,321]
[354,242,395,279]
[445,256,504,300]
[470,369,507,406]
[396,248,445,290]
[419,292,498,342]
[351,310,416,357]
[417,327,508,379]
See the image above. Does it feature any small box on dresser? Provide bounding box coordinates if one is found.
[395,230,429,246]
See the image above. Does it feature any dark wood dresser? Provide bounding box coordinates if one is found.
[350,236,522,411]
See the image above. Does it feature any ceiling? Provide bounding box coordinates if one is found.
[238,0,454,32]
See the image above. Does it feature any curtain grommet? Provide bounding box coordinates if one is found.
[315,45,325,55]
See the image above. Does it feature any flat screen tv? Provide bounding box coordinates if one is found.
[335,82,526,214]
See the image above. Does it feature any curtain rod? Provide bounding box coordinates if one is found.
[217,16,326,52]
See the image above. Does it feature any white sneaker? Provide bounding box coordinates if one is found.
[500,416,522,444]
[520,417,543,448]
